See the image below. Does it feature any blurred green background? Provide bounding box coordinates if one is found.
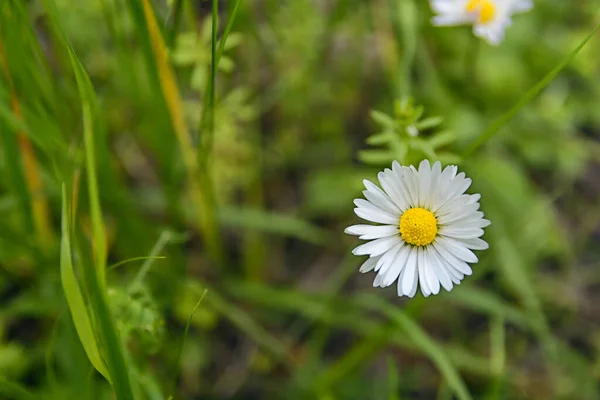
[0,0,600,399]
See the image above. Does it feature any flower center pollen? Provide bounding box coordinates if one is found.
[465,0,496,24]
[399,207,438,247]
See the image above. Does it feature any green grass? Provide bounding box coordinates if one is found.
[0,0,599,399]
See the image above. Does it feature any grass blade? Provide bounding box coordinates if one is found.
[0,376,36,400]
[354,295,473,400]
[60,184,111,382]
[462,22,600,159]
[198,0,244,153]
[217,206,332,245]
[67,46,107,287]
[138,0,223,264]
[169,288,208,397]
[0,30,52,249]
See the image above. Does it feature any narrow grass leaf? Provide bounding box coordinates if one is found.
[60,184,111,382]
[218,206,332,245]
[462,22,600,158]
[108,256,167,271]
[66,46,107,287]
[198,0,243,152]
[190,283,293,368]
[169,288,208,397]
[0,376,36,400]
[0,31,52,248]
[129,230,173,291]
[356,294,473,400]
[138,0,223,264]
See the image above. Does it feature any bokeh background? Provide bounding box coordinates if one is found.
[1,0,600,399]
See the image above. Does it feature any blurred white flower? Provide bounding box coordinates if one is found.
[345,160,489,298]
[429,0,533,45]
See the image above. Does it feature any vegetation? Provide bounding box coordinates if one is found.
[0,0,599,399]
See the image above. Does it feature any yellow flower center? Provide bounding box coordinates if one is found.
[399,207,438,247]
[465,0,496,24]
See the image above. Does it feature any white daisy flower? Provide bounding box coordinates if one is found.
[429,0,533,45]
[345,160,490,298]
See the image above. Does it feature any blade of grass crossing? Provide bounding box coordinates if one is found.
[462,22,600,159]
[41,0,109,285]
[139,0,223,265]
[78,234,135,400]
[67,47,107,287]
[0,25,52,249]
[356,295,473,400]
[169,288,208,398]
[487,316,506,399]
[0,376,36,400]
[129,230,173,291]
[63,182,135,399]
[60,184,111,382]
[198,0,244,154]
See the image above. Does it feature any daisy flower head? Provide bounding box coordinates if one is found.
[430,0,533,45]
[345,160,490,298]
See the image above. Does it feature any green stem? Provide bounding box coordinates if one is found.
[461,23,600,159]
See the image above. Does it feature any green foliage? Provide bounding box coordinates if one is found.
[360,97,458,166]
[0,0,599,399]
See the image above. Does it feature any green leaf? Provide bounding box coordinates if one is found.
[358,149,395,165]
[370,110,395,127]
[60,184,111,382]
[366,132,392,146]
[415,116,443,131]
[48,20,107,286]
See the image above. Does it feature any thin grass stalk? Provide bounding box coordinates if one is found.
[462,22,600,159]
[140,0,223,264]
[197,0,244,158]
[0,31,52,249]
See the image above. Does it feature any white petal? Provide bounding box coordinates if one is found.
[418,160,433,209]
[434,174,472,211]
[375,242,403,273]
[422,247,440,295]
[344,224,398,240]
[431,245,464,282]
[439,226,485,239]
[427,161,442,209]
[363,179,401,215]
[432,240,474,275]
[380,169,410,211]
[454,237,489,250]
[359,256,380,273]
[352,236,400,257]
[373,274,384,287]
[510,0,533,13]
[467,193,481,204]
[439,210,486,226]
[435,236,478,263]
[448,219,491,230]
[436,194,473,217]
[432,13,473,26]
[430,0,464,14]
[354,207,397,224]
[427,246,453,292]
[430,165,458,210]
[473,15,512,45]
[401,247,419,297]
[436,202,480,225]
[417,247,431,297]
[401,167,420,207]
[382,244,410,287]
